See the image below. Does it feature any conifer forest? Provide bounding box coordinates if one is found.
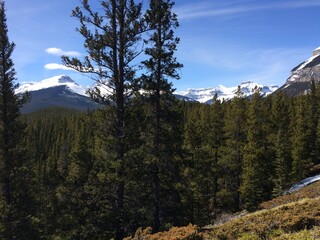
[1,0,320,239]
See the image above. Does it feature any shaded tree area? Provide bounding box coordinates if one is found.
[3,0,320,239]
[18,82,320,239]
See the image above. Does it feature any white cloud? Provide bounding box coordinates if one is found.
[46,47,81,57]
[44,63,75,71]
[176,0,320,20]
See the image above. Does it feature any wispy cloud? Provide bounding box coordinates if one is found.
[179,37,310,86]
[44,63,75,71]
[176,0,320,19]
[46,48,81,57]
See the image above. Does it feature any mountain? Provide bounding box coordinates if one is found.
[16,75,99,113]
[175,81,279,104]
[278,47,320,96]
[17,75,280,113]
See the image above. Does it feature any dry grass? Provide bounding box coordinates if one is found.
[206,197,320,239]
[124,224,203,240]
[125,181,320,240]
[260,181,320,210]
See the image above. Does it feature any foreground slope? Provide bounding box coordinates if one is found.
[126,181,320,240]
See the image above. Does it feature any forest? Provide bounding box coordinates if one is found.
[1,0,320,239]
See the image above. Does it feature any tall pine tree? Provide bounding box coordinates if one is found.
[240,87,273,211]
[62,1,144,239]
[0,1,35,239]
[218,87,247,213]
[141,0,183,232]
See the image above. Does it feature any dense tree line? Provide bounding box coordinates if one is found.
[13,83,320,239]
[2,0,320,239]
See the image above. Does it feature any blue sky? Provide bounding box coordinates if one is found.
[5,0,320,91]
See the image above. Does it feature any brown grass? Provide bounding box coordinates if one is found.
[126,181,320,240]
[125,224,203,240]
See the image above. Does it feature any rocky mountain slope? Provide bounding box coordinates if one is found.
[278,47,320,95]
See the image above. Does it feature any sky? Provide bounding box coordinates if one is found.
[5,0,320,91]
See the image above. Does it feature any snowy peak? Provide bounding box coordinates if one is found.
[175,81,278,103]
[312,47,320,57]
[278,47,320,96]
[287,47,320,83]
[16,75,87,96]
[57,75,76,84]
[18,75,278,107]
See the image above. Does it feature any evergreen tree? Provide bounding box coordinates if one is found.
[240,87,273,211]
[181,98,223,225]
[140,0,183,232]
[271,91,292,196]
[0,1,35,239]
[62,1,144,238]
[291,95,313,181]
[218,87,247,213]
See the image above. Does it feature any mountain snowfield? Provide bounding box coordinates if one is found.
[277,47,320,96]
[16,75,279,104]
[16,75,88,96]
[175,81,279,103]
[286,47,320,83]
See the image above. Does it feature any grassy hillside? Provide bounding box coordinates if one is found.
[126,181,320,240]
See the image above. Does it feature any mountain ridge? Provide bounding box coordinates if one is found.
[17,75,279,111]
[278,47,320,95]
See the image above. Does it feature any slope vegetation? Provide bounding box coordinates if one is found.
[126,181,320,239]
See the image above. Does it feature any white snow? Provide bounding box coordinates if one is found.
[16,75,88,96]
[285,174,320,194]
[297,54,319,71]
[176,81,278,103]
[17,75,279,104]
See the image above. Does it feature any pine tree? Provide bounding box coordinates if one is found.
[218,87,247,212]
[291,95,313,181]
[62,1,144,238]
[140,0,183,232]
[272,91,292,196]
[240,87,273,211]
[0,1,35,238]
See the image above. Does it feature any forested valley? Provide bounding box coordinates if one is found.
[9,85,320,239]
[1,0,320,239]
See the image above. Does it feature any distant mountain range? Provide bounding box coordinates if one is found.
[175,82,278,104]
[17,75,280,112]
[16,47,320,113]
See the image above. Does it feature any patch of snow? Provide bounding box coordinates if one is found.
[16,75,88,96]
[175,82,278,103]
[285,174,320,194]
[296,55,319,71]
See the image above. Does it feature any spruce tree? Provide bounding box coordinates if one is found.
[62,1,143,238]
[218,87,247,212]
[0,1,34,239]
[240,87,273,211]
[271,91,292,196]
[141,0,183,232]
[291,95,313,181]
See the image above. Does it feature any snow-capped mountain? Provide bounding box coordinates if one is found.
[278,47,320,96]
[17,75,280,112]
[16,75,87,96]
[17,75,99,113]
[175,81,279,104]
